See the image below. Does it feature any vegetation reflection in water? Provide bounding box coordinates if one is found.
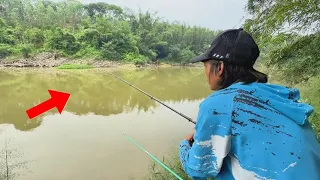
[0,67,211,131]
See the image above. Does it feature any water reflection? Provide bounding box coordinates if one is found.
[0,67,213,180]
[0,67,210,131]
[0,98,204,180]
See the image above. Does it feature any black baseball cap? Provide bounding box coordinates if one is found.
[190,28,260,67]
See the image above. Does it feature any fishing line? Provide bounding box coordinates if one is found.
[123,133,184,180]
[107,71,196,124]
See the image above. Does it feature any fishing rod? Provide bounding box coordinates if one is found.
[107,71,196,124]
[123,133,184,180]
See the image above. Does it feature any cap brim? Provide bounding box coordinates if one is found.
[190,54,209,63]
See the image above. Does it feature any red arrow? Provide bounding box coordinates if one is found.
[26,90,71,120]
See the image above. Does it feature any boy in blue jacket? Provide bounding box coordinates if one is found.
[179,28,320,180]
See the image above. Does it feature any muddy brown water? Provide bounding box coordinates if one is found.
[0,67,212,180]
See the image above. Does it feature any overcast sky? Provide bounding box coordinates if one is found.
[59,0,250,30]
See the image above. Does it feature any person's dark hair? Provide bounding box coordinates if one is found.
[208,59,268,89]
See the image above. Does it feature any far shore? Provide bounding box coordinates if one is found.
[0,52,202,70]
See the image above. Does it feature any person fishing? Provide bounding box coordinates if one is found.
[179,28,320,180]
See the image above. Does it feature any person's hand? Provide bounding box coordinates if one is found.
[185,133,194,146]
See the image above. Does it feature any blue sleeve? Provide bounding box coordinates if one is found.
[179,98,232,180]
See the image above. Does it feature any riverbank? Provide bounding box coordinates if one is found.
[0,52,202,69]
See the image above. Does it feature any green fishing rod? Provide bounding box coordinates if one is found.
[123,133,184,180]
[107,71,196,124]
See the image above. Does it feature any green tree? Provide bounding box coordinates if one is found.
[245,0,319,39]
[243,0,320,83]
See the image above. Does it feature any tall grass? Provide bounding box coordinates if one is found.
[143,149,214,180]
[143,150,193,180]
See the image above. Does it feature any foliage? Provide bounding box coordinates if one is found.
[244,0,320,84]
[19,44,32,58]
[168,47,196,64]
[244,0,319,39]
[0,44,14,58]
[45,28,81,56]
[123,52,148,65]
[0,0,218,63]
[72,45,100,59]
[265,33,320,84]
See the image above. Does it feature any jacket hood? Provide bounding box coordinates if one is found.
[234,82,314,125]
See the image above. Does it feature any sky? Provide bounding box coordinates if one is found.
[60,0,250,31]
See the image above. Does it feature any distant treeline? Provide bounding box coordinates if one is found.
[0,0,220,64]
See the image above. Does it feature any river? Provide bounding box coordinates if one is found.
[0,67,212,180]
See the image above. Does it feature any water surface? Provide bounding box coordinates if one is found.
[0,67,211,180]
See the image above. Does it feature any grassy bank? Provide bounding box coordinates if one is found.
[143,150,192,180]
[56,64,94,69]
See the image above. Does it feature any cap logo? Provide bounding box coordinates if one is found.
[212,53,224,59]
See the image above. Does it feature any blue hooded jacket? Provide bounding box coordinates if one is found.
[179,82,320,180]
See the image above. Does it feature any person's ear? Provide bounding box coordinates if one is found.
[218,61,224,76]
